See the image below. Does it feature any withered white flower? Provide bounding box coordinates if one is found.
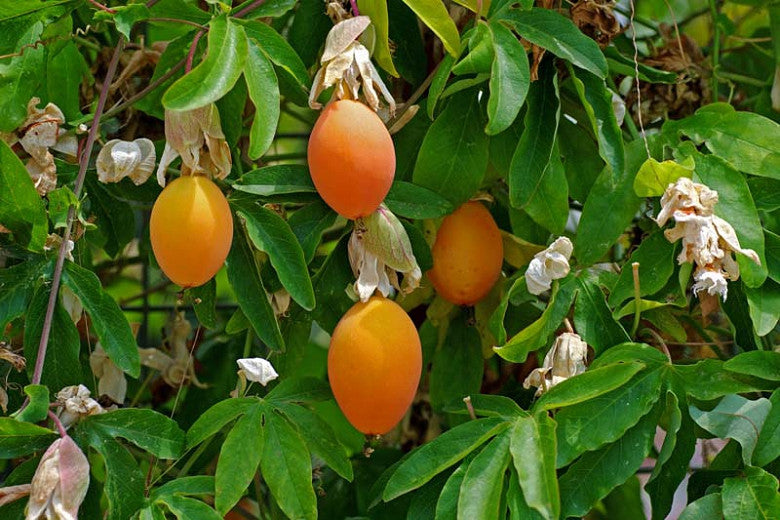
[523,332,588,397]
[56,385,104,428]
[137,312,206,388]
[349,205,421,302]
[156,104,231,187]
[44,234,74,262]
[309,16,396,115]
[656,177,760,301]
[237,358,279,386]
[267,289,291,317]
[89,345,127,404]
[96,138,156,185]
[525,237,573,295]
[59,285,83,325]
[26,435,89,520]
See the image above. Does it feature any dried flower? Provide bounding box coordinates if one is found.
[96,138,156,185]
[56,385,105,428]
[348,205,421,301]
[656,177,760,301]
[237,358,278,386]
[26,435,90,520]
[525,237,573,295]
[156,104,231,187]
[309,16,395,115]
[523,332,588,397]
[89,345,127,404]
[267,289,291,317]
[137,312,206,388]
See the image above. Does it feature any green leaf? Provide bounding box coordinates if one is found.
[499,7,607,78]
[189,278,218,329]
[234,202,315,310]
[435,455,472,520]
[311,234,354,333]
[244,39,280,159]
[14,384,49,423]
[133,30,192,119]
[453,25,493,76]
[46,40,90,120]
[663,103,780,180]
[506,468,545,520]
[494,275,578,363]
[111,4,151,38]
[186,397,258,449]
[401,0,460,56]
[215,403,266,515]
[232,164,315,196]
[359,0,399,76]
[754,390,780,467]
[84,409,186,459]
[385,181,454,219]
[722,280,761,351]
[0,22,44,131]
[85,175,135,258]
[152,476,215,500]
[225,224,284,351]
[266,377,333,405]
[430,317,484,411]
[0,258,45,331]
[427,53,457,119]
[0,140,47,251]
[234,0,297,18]
[413,89,489,206]
[383,417,510,501]
[0,417,55,457]
[745,280,780,336]
[260,409,317,520]
[604,46,677,83]
[608,230,677,307]
[676,358,775,401]
[568,65,624,180]
[533,361,645,413]
[725,351,780,382]
[722,467,780,520]
[274,402,354,481]
[573,278,630,352]
[690,394,771,466]
[62,262,141,376]
[287,202,337,265]
[442,394,526,420]
[162,16,248,111]
[85,431,145,520]
[679,494,723,520]
[24,285,83,390]
[555,366,664,467]
[287,0,333,68]
[693,152,767,287]
[510,414,560,520]
[558,405,660,518]
[575,139,645,266]
[633,157,694,197]
[157,495,222,520]
[485,20,529,135]
[458,430,512,520]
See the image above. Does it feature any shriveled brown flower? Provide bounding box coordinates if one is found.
[523,332,588,397]
[137,312,206,388]
[570,0,622,47]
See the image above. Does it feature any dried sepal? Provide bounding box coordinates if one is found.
[96,138,156,185]
[525,237,573,295]
[0,484,30,507]
[348,205,421,301]
[523,332,588,397]
[26,435,90,520]
[236,358,279,386]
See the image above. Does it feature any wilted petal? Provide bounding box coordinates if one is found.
[523,332,588,396]
[321,16,371,62]
[611,90,625,126]
[237,358,279,386]
[525,237,573,295]
[60,285,83,324]
[27,435,89,520]
[692,268,728,301]
[711,215,761,266]
[155,142,179,187]
[138,347,174,372]
[26,157,57,196]
[89,346,127,404]
[96,138,156,185]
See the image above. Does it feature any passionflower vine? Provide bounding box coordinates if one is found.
[655,177,760,301]
[525,237,573,295]
[26,435,90,520]
[348,205,421,301]
[523,332,588,397]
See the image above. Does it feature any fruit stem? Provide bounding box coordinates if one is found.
[48,410,68,438]
[463,396,477,420]
[184,30,205,73]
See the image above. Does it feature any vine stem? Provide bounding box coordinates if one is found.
[709,0,720,101]
[48,411,68,437]
[30,36,126,387]
[85,0,116,14]
[184,30,205,73]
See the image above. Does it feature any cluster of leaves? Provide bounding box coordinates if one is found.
[0,0,779,519]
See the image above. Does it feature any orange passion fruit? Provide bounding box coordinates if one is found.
[327,296,422,435]
[428,201,504,305]
[307,100,395,219]
[150,175,233,288]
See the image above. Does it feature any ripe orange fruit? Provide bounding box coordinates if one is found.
[149,175,233,288]
[328,296,422,435]
[428,202,504,305]
[307,100,395,219]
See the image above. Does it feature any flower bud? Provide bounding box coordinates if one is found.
[26,435,90,520]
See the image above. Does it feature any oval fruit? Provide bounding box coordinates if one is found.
[150,175,233,288]
[428,201,504,305]
[307,100,395,219]
[328,296,422,435]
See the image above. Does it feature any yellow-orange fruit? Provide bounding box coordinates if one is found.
[150,175,233,288]
[307,100,395,219]
[328,296,422,435]
[428,202,504,305]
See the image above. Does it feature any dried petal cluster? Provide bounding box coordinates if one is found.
[237,358,279,386]
[525,237,573,295]
[309,16,395,115]
[137,312,206,388]
[156,104,231,187]
[26,436,90,520]
[96,138,156,185]
[523,332,588,397]
[89,345,128,404]
[56,385,105,428]
[655,177,760,301]
[348,205,421,301]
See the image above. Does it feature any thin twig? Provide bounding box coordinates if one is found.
[85,0,116,14]
[235,0,269,18]
[99,58,186,121]
[641,328,672,362]
[386,63,440,129]
[463,396,477,420]
[146,18,209,30]
[709,0,720,101]
[48,411,68,437]
[30,36,127,387]
[184,30,205,73]
[350,0,360,16]
[628,0,651,159]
